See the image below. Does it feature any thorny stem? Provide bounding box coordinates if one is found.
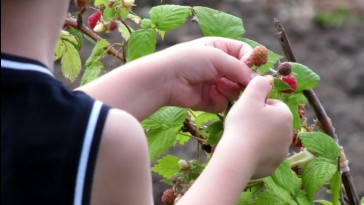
[181,114,215,155]
[64,17,125,63]
[177,132,205,143]
[181,114,206,142]
[274,18,359,205]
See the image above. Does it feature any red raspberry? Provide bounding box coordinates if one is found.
[291,166,300,175]
[108,21,118,31]
[161,189,176,205]
[291,132,302,148]
[277,62,292,76]
[88,12,101,29]
[250,45,268,66]
[281,75,297,93]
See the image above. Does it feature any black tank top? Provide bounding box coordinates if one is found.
[1,53,110,205]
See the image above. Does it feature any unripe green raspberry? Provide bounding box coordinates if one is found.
[122,0,135,8]
[93,22,107,33]
[178,159,189,170]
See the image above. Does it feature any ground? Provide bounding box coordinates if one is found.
[61,1,364,204]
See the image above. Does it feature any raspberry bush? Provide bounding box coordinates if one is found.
[58,1,361,204]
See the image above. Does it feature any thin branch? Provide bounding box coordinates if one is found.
[176,132,205,143]
[274,18,359,205]
[120,19,133,34]
[64,17,125,62]
[181,114,206,142]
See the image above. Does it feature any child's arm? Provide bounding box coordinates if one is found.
[91,108,154,205]
[85,37,292,205]
[76,37,254,120]
[177,76,293,204]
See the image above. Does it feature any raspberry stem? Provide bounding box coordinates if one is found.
[64,17,125,62]
[275,18,359,205]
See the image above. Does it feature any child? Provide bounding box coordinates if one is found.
[1,1,293,205]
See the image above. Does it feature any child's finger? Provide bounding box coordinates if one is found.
[240,76,272,108]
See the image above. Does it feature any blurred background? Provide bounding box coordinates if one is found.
[62,0,364,203]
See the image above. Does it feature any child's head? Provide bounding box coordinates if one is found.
[1,0,71,68]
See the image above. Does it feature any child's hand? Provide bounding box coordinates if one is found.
[79,37,255,119]
[224,76,293,178]
[160,37,255,113]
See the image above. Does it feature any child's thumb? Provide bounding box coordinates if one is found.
[241,76,272,107]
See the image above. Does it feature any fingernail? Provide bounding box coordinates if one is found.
[264,75,274,86]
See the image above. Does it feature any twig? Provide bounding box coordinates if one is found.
[274,18,359,205]
[64,17,125,62]
[181,114,206,142]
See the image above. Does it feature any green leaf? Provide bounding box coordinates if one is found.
[237,191,254,205]
[80,39,110,85]
[302,157,337,201]
[314,200,333,205]
[271,160,301,195]
[186,160,204,181]
[330,171,341,205]
[67,27,83,50]
[360,196,364,205]
[287,150,315,168]
[147,128,177,162]
[284,100,300,130]
[94,0,108,6]
[262,177,295,204]
[54,39,64,61]
[194,6,244,40]
[295,191,312,205]
[80,61,104,85]
[176,133,190,145]
[127,29,156,61]
[150,5,191,31]
[60,30,78,45]
[118,22,132,41]
[202,120,223,146]
[154,28,166,39]
[284,92,308,105]
[86,39,110,66]
[254,188,292,205]
[118,7,130,20]
[141,18,152,29]
[194,112,220,129]
[151,155,181,178]
[299,132,340,161]
[290,62,320,91]
[280,92,307,130]
[128,13,141,24]
[142,107,187,130]
[60,41,81,82]
[273,78,293,92]
[103,6,116,21]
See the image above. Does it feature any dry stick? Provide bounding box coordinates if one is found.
[64,17,125,62]
[274,18,359,205]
